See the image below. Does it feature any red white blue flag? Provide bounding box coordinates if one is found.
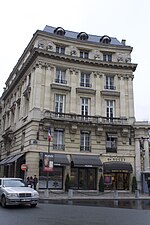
[48,127,51,142]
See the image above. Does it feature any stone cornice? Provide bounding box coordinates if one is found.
[1,48,137,100]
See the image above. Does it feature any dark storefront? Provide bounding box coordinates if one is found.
[103,161,133,190]
[70,155,102,190]
[0,153,25,178]
[39,153,69,189]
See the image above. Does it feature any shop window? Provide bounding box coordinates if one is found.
[39,166,63,189]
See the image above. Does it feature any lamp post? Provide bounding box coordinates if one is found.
[44,127,53,198]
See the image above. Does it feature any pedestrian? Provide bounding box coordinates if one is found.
[147,178,150,195]
[33,175,38,190]
[29,176,33,188]
[26,177,31,187]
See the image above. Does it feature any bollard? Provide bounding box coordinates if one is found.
[44,189,49,198]
[135,189,139,198]
[114,190,118,199]
[68,189,73,199]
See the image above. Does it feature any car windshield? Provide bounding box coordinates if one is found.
[3,179,26,187]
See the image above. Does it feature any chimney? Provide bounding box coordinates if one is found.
[121,39,126,45]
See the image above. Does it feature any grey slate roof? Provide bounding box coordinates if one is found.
[43,25,123,46]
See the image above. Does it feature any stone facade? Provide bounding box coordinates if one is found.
[0,26,149,192]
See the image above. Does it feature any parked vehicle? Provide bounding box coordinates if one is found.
[0,178,39,208]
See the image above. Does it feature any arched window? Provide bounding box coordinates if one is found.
[100,35,111,44]
[54,27,66,36]
[77,32,89,41]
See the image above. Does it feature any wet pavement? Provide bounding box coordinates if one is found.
[38,190,150,210]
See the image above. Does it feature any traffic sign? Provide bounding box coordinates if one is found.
[21,164,27,171]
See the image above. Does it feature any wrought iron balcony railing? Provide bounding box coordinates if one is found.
[53,144,65,150]
[55,79,67,84]
[104,85,116,90]
[80,145,91,152]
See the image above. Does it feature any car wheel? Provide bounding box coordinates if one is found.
[1,196,7,208]
[30,203,37,208]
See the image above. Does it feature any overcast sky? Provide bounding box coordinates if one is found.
[0,0,149,121]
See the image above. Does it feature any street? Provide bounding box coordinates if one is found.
[0,203,150,225]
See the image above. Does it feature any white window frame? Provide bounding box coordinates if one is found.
[56,69,66,83]
[80,97,90,116]
[55,94,65,113]
[80,131,90,151]
[80,73,91,87]
[106,76,114,90]
[106,100,115,118]
[80,51,89,59]
[56,46,65,54]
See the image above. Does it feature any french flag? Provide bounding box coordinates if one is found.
[48,127,51,142]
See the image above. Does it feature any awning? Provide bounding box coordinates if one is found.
[54,154,70,166]
[6,153,24,164]
[103,161,133,173]
[0,153,24,166]
[71,155,102,167]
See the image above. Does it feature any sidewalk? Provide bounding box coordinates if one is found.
[38,190,150,201]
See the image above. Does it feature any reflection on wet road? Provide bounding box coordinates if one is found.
[40,199,150,210]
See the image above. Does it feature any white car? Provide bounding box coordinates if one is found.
[0,178,39,208]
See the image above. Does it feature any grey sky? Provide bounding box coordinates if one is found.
[0,0,149,121]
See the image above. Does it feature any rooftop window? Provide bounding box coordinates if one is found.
[54,27,65,36]
[100,35,111,44]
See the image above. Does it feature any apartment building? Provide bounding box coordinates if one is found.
[0,25,149,191]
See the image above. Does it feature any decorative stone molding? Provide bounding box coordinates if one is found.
[92,71,103,78]
[95,127,103,136]
[70,124,77,134]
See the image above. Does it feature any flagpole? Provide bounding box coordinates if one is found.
[45,128,51,197]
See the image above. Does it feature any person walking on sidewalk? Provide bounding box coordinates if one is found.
[33,175,38,190]
[147,178,150,195]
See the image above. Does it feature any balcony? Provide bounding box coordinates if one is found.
[104,85,116,90]
[53,144,65,150]
[42,111,128,126]
[106,141,117,153]
[80,83,92,88]
[80,146,91,152]
[55,79,67,84]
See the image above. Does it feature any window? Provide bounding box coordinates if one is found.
[56,46,65,54]
[105,76,115,90]
[106,100,115,118]
[54,27,65,36]
[106,133,117,153]
[77,32,89,41]
[80,131,91,151]
[53,129,64,150]
[81,98,90,116]
[100,35,111,44]
[55,69,67,84]
[80,73,91,87]
[55,94,65,114]
[103,53,112,62]
[80,51,89,59]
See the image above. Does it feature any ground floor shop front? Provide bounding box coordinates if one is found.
[103,161,133,190]
[0,152,134,192]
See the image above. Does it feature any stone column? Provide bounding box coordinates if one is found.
[70,69,78,114]
[120,76,126,117]
[144,138,150,171]
[135,138,141,190]
[128,77,134,118]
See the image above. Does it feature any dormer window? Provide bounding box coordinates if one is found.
[77,32,89,41]
[100,35,111,44]
[54,27,65,36]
